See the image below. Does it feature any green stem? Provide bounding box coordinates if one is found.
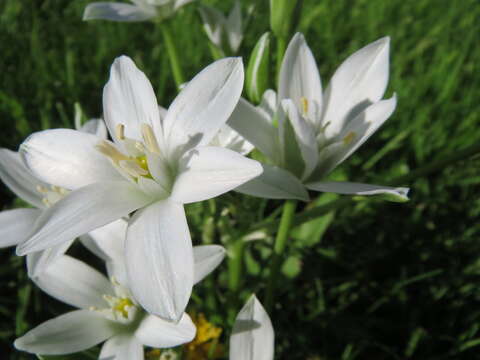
[228,239,245,293]
[253,142,480,232]
[264,199,297,312]
[160,22,185,89]
[275,36,287,84]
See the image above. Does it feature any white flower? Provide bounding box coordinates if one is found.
[228,33,409,202]
[198,1,253,54]
[17,56,262,322]
[83,0,196,23]
[229,295,274,360]
[0,119,107,276]
[15,255,196,358]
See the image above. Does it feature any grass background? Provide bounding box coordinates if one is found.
[0,0,479,359]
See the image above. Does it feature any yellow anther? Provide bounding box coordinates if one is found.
[96,141,129,163]
[141,124,161,154]
[343,131,356,145]
[115,124,125,140]
[113,298,134,319]
[300,97,309,116]
[42,198,50,207]
[36,185,48,193]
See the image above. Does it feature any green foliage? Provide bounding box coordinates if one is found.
[0,0,479,359]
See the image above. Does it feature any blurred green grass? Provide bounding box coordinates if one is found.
[0,0,479,359]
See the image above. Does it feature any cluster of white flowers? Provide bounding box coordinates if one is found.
[0,1,411,358]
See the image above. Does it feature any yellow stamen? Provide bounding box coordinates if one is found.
[96,141,129,163]
[119,160,149,177]
[36,185,48,193]
[141,123,161,154]
[116,124,125,140]
[300,97,309,116]
[343,131,356,145]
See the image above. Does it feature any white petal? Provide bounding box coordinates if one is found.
[126,200,193,322]
[31,255,114,309]
[14,310,115,355]
[100,334,143,360]
[230,295,274,360]
[193,245,226,284]
[0,208,40,248]
[20,129,123,190]
[279,33,322,119]
[282,99,319,179]
[258,89,277,120]
[322,37,390,138]
[235,164,309,201]
[83,219,127,263]
[79,118,109,139]
[135,313,196,348]
[162,58,244,157]
[210,124,254,155]
[227,98,280,163]
[83,2,156,22]
[198,5,225,47]
[314,95,397,178]
[0,149,45,208]
[306,181,409,201]
[171,146,262,204]
[103,56,163,147]
[26,239,74,277]
[16,181,151,255]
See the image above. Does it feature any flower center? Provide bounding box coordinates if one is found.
[90,277,138,323]
[300,96,309,117]
[95,123,162,181]
[36,185,69,207]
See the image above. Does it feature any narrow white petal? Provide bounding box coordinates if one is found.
[26,239,74,277]
[193,245,226,284]
[31,255,114,309]
[126,200,193,322]
[83,2,155,22]
[16,181,151,255]
[198,5,225,48]
[103,56,162,147]
[210,124,254,156]
[322,37,390,138]
[0,149,45,208]
[171,146,262,204]
[227,98,280,163]
[162,58,244,157]
[79,118,108,139]
[100,334,143,360]
[306,181,409,201]
[0,208,40,248]
[20,129,123,190]
[313,95,397,179]
[258,89,277,120]
[279,33,322,118]
[230,295,274,360]
[235,164,309,201]
[282,99,319,180]
[14,310,115,355]
[135,313,196,348]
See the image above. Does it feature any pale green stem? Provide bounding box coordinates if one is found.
[160,22,185,89]
[208,41,225,61]
[264,199,297,312]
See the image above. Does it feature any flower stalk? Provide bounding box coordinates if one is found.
[264,199,297,312]
[160,21,185,89]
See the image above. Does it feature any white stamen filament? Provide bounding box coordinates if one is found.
[141,123,161,154]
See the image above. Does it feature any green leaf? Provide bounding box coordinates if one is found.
[281,255,302,278]
[246,32,271,104]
